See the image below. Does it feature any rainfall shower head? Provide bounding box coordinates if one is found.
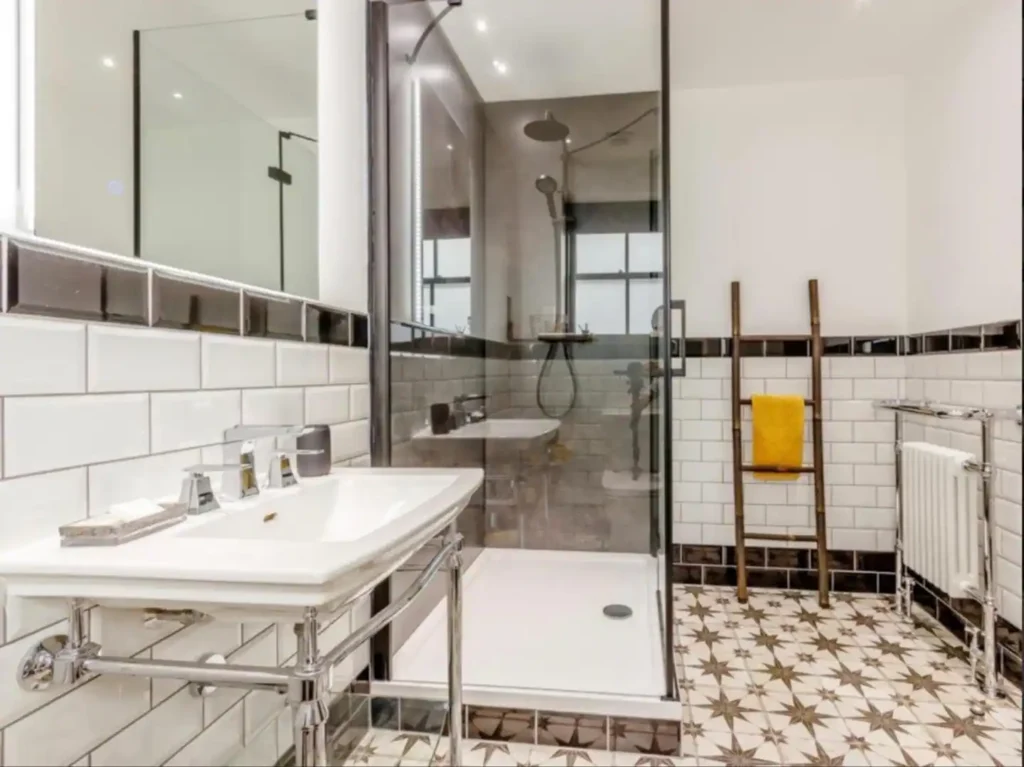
[535,175,559,220]
[524,111,570,142]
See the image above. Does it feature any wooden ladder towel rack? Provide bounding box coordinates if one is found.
[730,279,829,608]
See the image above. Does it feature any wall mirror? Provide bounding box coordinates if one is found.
[32,0,319,298]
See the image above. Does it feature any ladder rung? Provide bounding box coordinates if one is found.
[739,399,813,407]
[741,464,815,474]
[745,532,818,542]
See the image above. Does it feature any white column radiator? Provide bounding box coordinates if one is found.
[902,442,980,599]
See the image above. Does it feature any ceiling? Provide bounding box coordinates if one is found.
[430,0,975,103]
[427,0,660,103]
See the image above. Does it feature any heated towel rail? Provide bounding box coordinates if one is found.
[875,398,1019,700]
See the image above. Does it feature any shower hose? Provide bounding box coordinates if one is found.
[535,340,579,418]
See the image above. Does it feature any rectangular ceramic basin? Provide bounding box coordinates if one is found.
[0,468,483,621]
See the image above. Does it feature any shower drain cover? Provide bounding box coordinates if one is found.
[603,604,633,619]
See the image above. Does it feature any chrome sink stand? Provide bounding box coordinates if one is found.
[17,526,465,767]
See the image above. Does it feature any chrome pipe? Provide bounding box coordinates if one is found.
[323,536,461,669]
[874,399,993,421]
[292,609,329,767]
[893,412,905,617]
[979,419,1000,698]
[83,657,289,693]
[447,522,464,766]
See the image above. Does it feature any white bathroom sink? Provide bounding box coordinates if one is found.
[413,418,560,443]
[0,468,482,621]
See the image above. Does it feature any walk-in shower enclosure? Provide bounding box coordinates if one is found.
[367,0,676,709]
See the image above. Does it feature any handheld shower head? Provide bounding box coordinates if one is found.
[535,175,559,220]
[535,175,558,195]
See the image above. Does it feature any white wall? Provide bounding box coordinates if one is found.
[905,1,1023,332]
[670,77,908,337]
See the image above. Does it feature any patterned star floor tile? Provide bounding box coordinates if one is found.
[688,689,768,734]
[759,691,854,743]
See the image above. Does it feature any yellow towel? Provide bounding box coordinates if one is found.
[751,394,805,481]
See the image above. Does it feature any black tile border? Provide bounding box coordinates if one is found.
[673,544,896,596]
[368,695,682,755]
[0,235,370,348]
[672,320,1022,358]
[907,568,1023,692]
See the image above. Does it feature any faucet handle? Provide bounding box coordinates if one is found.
[179,471,220,516]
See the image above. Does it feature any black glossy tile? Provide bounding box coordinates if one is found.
[611,717,681,756]
[153,273,239,334]
[1000,648,1023,691]
[537,712,607,750]
[685,338,724,358]
[787,569,820,591]
[746,568,788,589]
[765,339,809,357]
[672,565,703,584]
[854,336,899,355]
[911,582,938,619]
[725,546,766,567]
[810,549,855,571]
[399,698,449,735]
[681,544,723,565]
[878,573,896,594]
[739,339,764,357]
[950,326,982,351]
[856,552,895,573]
[832,571,877,594]
[244,293,303,340]
[304,304,349,344]
[352,313,369,348]
[936,602,968,642]
[6,242,148,324]
[923,332,951,354]
[982,321,1022,350]
[370,696,399,730]
[467,707,535,744]
[765,547,809,570]
[900,335,920,355]
[703,565,737,587]
[997,618,1023,657]
[823,337,853,356]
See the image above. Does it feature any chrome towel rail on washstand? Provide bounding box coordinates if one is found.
[874,398,1017,702]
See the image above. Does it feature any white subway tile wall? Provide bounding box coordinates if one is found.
[0,315,371,765]
[672,355,902,555]
[903,350,1023,630]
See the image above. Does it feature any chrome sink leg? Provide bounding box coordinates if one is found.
[290,608,330,767]
[447,523,464,767]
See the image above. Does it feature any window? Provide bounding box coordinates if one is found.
[573,232,663,335]
[421,237,471,331]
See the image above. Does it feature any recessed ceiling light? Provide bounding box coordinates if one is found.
[101,56,116,69]
[172,92,184,100]
[492,59,508,75]
[565,137,572,145]
[475,19,488,33]
[446,144,454,151]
